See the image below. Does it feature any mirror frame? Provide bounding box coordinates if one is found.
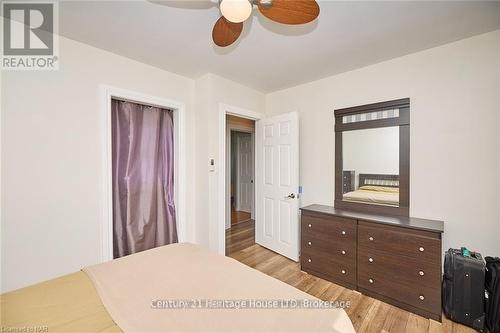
[334,98,410,217]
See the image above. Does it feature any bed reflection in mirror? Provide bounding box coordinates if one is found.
[342,126,399,207]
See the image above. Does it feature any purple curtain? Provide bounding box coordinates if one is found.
[112,99,177,258]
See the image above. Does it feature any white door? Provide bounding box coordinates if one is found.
[255,112,299,261]
[237,133,253,213]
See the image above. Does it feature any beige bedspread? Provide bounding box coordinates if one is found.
[343,188,399,206]
[1,271,121,333]
[84,243,354,333]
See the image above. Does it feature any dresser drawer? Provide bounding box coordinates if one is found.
[358,221,441,264]
[301,213,356,243]
[301,235,356,267]
[301,226,356,263]
[301,249,356,286]
[358,268,441,315]
[358,247,441,291]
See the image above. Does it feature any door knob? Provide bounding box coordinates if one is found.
[285,193,295,199]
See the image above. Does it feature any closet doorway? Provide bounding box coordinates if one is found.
[100,86,186,263]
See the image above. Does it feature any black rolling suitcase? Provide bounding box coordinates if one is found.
[485,256,500,333]
[443,248,485,331]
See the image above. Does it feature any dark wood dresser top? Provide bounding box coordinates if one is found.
[300,204,444,233]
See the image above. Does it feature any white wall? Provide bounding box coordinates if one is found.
[266,30,500,256]
[1,36,197,292]
[194,73,265,252]
[343,127,399,189]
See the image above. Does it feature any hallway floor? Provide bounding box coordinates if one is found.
[231,209,251,226]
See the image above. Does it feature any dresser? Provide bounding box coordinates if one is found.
[300,204,444,321]
[342,170,355,193]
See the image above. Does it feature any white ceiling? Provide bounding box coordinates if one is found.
[59,1,500,92]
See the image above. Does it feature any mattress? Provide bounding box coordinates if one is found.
[2,243,354,333]
[343,188,399,206]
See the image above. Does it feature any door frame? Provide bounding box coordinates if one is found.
[100,85,187,262]
[218,103,264,255]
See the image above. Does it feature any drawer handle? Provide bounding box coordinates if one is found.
[419,270,425,276]
[369,236,374,241]
[341,250,346,255]
[308,224,312,228]
[419,247,425,252]
[307,241,312,246]
[369,278,374,284]
[368,257,374,263]
[341,231,346,235]
[341,269,346,274]
[419,295,425,301]
[308,258,312,263]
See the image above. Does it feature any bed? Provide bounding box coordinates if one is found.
[343,173,399,206]
[1,243,354,333]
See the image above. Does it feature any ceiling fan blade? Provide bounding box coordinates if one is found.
[212,16,243,47]
[257,0,319,25]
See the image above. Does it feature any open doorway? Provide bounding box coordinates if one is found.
[218,105,299,261]
[231,130,253,224]
[225,115,256,255]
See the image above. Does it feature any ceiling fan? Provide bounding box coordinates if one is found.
[212,0,320,47]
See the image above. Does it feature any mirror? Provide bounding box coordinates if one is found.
[334,98,409,216]
[342,127,399,207]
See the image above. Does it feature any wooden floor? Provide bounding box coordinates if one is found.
[226,219,256,254]
[231,209,252,226]
[226,220,474,333]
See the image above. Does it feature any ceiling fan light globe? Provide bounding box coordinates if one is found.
[220,0,252,23]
